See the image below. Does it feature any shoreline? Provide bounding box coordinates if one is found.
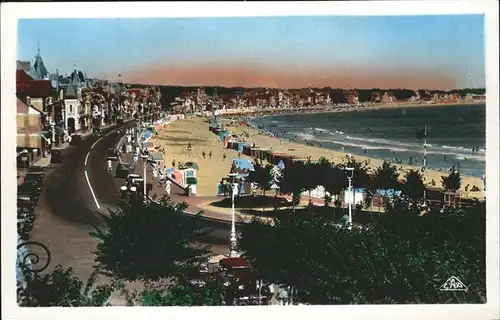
[156,117,484,199]
[216,101,485,119]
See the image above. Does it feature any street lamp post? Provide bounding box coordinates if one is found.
[21,149,29,170]
[228,172,239,257]
[141,154,148,202]
[344,167,354,227]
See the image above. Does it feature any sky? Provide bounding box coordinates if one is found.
[17,15,485,89]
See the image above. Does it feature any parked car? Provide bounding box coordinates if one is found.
[116,162,132,178]
[27,166,45,176]
[18,198,37,212]
[106,148,119,161]
[18,181,41,196]
[126,173,142,184]
[50,150,64,163]
[70,134,82,145]
[23,173,44,187]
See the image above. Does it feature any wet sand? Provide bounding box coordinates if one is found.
[156,116,484,199]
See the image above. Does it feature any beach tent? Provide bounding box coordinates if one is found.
[143,130,153,140]
[277,160,285,171]
[375,189,401,198]
[233,158,255,171]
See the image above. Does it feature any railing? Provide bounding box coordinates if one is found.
[17,241,52,274]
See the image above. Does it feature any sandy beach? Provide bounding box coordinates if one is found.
[156,116,484,199]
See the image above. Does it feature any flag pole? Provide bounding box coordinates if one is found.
[423,125,427,171]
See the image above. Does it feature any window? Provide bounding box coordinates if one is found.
[69,105,73,113]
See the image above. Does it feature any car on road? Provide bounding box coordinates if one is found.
[106,148,119,161]
[93,128,103,138]
[23,173,44,187]
[70,134,82,145]
[18,198,37,211]
[116,162,132,178]
[50,150,64,163]
[126,173,142,184]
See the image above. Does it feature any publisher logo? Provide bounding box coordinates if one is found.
[440,276,468,292]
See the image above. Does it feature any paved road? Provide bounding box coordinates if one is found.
[31,122,230,282]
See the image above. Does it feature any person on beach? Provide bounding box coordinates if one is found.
[172,159,176,168]
[165,180,172,196]
[238,152,241,158]
[223,153,227,161]
[202,151,206,159]
[209,151,212,159]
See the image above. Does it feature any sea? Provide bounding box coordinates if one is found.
[250,104,486,178]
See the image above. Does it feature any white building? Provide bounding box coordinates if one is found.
[63,84,80,133]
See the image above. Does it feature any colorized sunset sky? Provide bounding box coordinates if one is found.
[17,15,485,89]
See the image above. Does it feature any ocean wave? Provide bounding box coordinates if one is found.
[314,128,344,135]
[442,145,485,153]
[294,132,485,161]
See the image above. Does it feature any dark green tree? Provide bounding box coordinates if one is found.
[441,165,462,193]
[401,169,426,206]
[91,196,210,282]
[136,279,225,306]
[18,265,114,307]
[238,202,486,304]
[279,161,307,211]
[247,160,274,196]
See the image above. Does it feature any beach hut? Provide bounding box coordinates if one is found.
[261,149,272,162]
[149,152,164,168]
[227,141,236,150]
[142,141,155,152]
[166,167,184,185]
[236,142,249,153]
[219,130,229,141]
[233,158,255,172]
[142,130,153,141]
[179,168,198,195]
[242,145,251,156]
[250,148,261,159]
[344,188,365,206]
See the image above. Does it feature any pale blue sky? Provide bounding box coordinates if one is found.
[17,15,485,88]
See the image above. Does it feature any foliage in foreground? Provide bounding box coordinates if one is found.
[238,202,486,304]
[18,265,113,307]
[90,197,210,282]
